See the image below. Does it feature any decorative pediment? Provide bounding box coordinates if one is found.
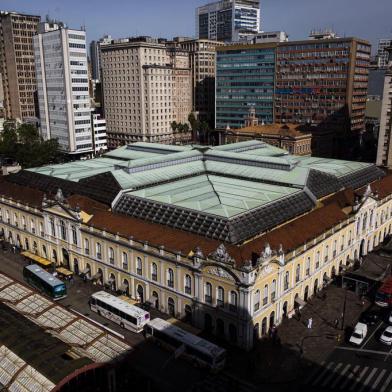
[204,266,236,282]
[209,244,234,265]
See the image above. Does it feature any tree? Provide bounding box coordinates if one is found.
[170,121,178,133]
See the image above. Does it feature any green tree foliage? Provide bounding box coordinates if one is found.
[0,123,60,168]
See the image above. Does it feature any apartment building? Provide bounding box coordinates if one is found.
[100,37,192,147]
[33,22,93,155]
[275,34,371,134]
[376,47,392,167]
[376,39,392,69]
[0,140,388,350]
[196,0,261,42]
[91,112,108,154]
[0,11,40,120]
[174,38,224,124]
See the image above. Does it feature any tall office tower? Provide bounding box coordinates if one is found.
[376,39,392,69]
[91,112,108,154]
[100,36,192,147]
[90,35,111,81]
[376,47,392,167]
[174,37,224,125]
[215,43,276,129]
[0,11,40,121]
[275,33,371,135]
[196,0,260,42]
[34,22,93,155]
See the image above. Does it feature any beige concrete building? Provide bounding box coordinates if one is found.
[376,47,392,167]
[173,38,224,125]
[0,11,40,120]
[1,140,388,350]
[100,37,192,148]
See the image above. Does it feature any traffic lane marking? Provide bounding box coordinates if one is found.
[383,345,392,362]
[335,346,392,356]
[360,320,384,349]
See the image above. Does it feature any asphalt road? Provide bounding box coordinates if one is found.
[303,306,392,391]
[0,248,257,392]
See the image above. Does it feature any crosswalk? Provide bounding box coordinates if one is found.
[304,361,392,391]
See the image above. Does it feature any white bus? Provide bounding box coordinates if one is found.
[90,291,150,333]
[144,318,226,371]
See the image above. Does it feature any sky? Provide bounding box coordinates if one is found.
[2,0,392,53]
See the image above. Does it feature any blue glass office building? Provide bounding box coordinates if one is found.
[215,44,276,129]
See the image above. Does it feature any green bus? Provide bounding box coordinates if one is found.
[23,264,67,300]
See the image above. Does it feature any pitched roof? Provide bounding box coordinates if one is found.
[238,123,312,138]
[0,176,45,207]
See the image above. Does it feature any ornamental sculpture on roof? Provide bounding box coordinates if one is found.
[55,188,65,203]
[209,244,234,265]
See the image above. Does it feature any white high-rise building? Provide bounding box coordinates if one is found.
[91,112,107,154]
[377,39,392,69]
[196,0,261,42]
[33,22,93,155]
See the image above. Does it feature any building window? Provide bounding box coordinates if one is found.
[217,286,224,307]
[122,252,128,270]
[136,257,143,275]
[185,274,192,294]
[21,216,26,229]
[324,245,329,263]
[151,263,158,281]
[60,220,66,240]
[341,236,344,251]
[316,251,320,269]
[263,284,269,306]
[96,242,102,260]
[72,226,77,245]
[253,289,260,311]
[167,268,174,288]
[295,265,301,283]
[333,240,337,257]
[230,291,238,311]
[205,282,212,304]
[356,219,360,235]
[108,247,115,265]
[271,280,276,301]
[14,213,18,226]
[284,271,289,291]
[30,219,35,234]
[84,238,89,254]
[306,257,310,276]
[39,222,44,236]
[348,231,352,246]
[362,213,368,232]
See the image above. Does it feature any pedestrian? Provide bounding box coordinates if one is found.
[334,318,339,329]
[307,318,313,329]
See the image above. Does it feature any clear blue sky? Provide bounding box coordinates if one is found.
[2,0,392,52]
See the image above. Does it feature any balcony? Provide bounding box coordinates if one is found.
[85,248,89,255]
[185,286,191,295]
[167,280,174,288]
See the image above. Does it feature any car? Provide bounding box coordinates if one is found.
[359,310,380,326]
[380,326,392,345]
[349,322,368,346]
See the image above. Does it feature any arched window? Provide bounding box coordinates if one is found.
[21,215,25,228]
[60,220,66,240]
[71,226,77,245]
[341,235,345,251]
[50,218,55,236]
[42,244,47,257]
[136,257,143,275]
[333,240,337,257]
[362,213,368,231]
[122,252,128,270]
[263,284,269,306]
[151,263,158,281]
[108,247,114,264]
[295,264,301,283]
[306,257,310,276]
[84,238,89,254]
[356,219,360,235]
[205,282,212,304]
[271,280,276,301]
[217,286,224,306]
[185,274,192,294]
[284,271,289,291]
[324,245,329,262]
[39,222,44,236]
[230,291,238,311]
[167,268,174,288]
[370,210,374,227]
[348,231,352,246]
[316,251,320,269]
[30,219,35,233]
[96,242,102,259]
[254,289,260,311]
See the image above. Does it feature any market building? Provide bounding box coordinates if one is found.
[0,140,391,350]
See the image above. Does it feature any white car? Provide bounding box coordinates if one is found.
[349,322,368,346]
[380,326,392,345]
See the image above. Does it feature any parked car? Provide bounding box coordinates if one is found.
[349,322,368,345]
[380,326,392,345]
[359,310,380,326]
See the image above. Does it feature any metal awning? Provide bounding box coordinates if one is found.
[295,297,306,307]
[21,251,52,267]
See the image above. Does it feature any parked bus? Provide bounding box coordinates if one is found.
[89,291,150,333]
[23,264,67,300]
[144,318,226,371]
[375,276,392,307]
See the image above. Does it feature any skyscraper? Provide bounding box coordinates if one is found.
[0,11,40,121]
[33,22,93,155]
[90,35,112,81]
[196,0,260,42]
